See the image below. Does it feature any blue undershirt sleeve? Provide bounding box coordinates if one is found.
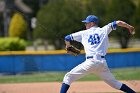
[111,21,117,30]
[65,35,73,41]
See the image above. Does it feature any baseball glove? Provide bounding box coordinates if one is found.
[66,45,80,56]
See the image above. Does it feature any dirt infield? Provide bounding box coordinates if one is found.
[0,80,139,93]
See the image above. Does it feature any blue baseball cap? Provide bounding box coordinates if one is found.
[82,15,99,24]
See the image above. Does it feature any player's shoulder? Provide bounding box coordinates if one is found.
[101,23,110,27]
[78,30,87,33]
[76,30,84,33]
[71,30,86,36]
[100,23,112,30]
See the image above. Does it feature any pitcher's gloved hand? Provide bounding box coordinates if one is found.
[66,45,80,56]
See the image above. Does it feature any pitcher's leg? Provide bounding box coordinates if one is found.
[102,72,136,93]
[120,84,136,93]
[60,83,70,93]
[95,62,136,93]
[63,63,90,85]
[60,61,93,93]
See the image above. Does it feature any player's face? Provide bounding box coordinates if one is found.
[85,22,95,29]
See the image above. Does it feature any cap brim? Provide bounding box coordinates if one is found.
[82,20,90,23]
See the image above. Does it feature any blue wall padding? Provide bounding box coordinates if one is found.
[106,52,140,68]
[0,52,139,74]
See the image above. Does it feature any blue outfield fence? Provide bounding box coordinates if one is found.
[0,49,140,74]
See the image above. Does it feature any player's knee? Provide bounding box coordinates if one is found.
[112,81,122,89]
[63,72,73,85]
[105,79,122,89]
[111,82,122,89]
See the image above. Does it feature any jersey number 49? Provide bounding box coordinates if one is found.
[88,34,100,45]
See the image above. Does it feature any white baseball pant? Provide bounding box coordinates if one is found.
[63,56,122,89]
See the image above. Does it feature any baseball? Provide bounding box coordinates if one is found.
[131,31,135,35]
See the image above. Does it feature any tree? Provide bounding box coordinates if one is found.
[8,12,28,39]
[131,1,140,38]
[34,0,85,49]
[82,0,106,26]
[22,0,40,17]
[106,0,136,48]
[0,16,4,36]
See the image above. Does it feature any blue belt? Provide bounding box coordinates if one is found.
[86,56,105,59]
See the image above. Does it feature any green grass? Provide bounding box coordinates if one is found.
[0,67,140,83]
[0,72,65,83]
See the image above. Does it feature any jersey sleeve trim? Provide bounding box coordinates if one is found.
[65,35,73,41]
[70,34,74,40]
[111,21,117,30]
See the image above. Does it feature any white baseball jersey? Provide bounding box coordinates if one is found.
[70,22,116,57]
[63,21,122,89]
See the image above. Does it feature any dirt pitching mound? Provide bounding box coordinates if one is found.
[0,80,139,93]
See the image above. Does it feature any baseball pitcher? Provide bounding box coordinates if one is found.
[60,15,136,93]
